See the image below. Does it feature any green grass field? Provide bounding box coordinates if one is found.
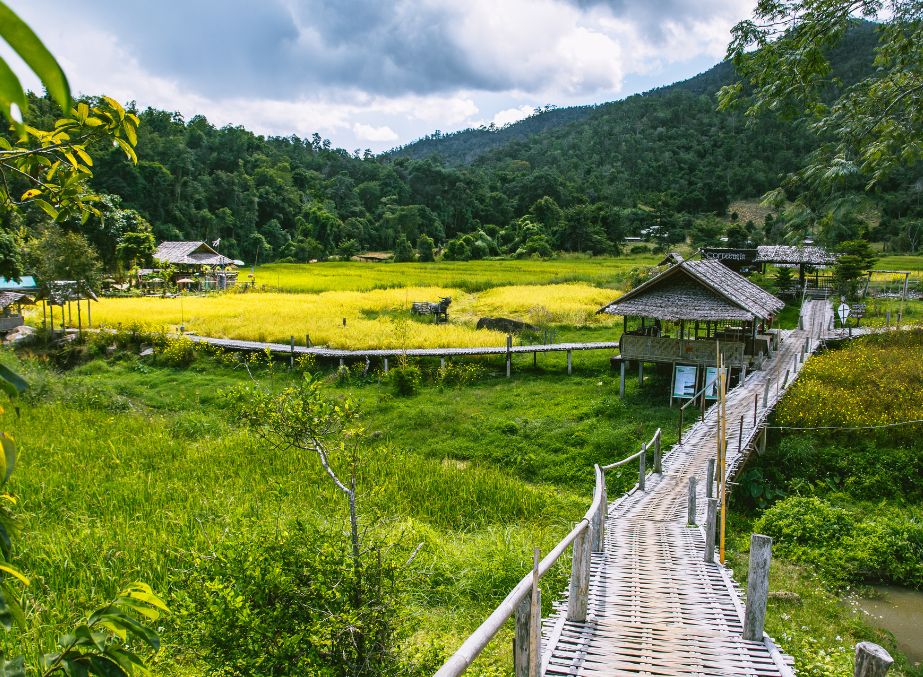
[0,342,675,674]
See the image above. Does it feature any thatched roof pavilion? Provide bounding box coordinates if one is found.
[754,245,837,266]
[599,260,785,397]
[0,291,34,333]
[154,241,233,267]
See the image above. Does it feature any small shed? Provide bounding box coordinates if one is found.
[0,291,34,333]
[598,259,784,397]
[37,280,98,335]
[755,245,838,290]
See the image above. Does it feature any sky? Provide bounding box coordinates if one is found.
[5,0,756,153]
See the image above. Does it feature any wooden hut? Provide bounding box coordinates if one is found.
[598,259,784,398]
[754,245,838,293]
[153,241,237,290]
[37,281,98,336]
[0,292,34,333]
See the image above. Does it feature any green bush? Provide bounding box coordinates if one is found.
[172,522,431,676]
[755,496,923,588]
[390,361,422,396]
[155,335,196,367]
[435,361,487,387]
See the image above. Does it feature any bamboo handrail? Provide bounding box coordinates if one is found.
[435,429,661,677]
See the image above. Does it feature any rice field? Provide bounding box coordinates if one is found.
[251,255,657,293]
[79,283,622,349]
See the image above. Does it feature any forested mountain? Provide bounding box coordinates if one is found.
[12,21,920,269]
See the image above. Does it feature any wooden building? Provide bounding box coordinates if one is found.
[152,241,237,290]
[598,259,785,398]
[0,292,34,333]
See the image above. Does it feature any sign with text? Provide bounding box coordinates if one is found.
[700,248,758,270]
[672,364,698,399]
[703,366,727,400]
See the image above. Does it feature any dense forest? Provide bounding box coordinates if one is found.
[8,21,922,270]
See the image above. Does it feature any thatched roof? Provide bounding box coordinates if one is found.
[37,281,98,305]
[657,252,684,266]
[755,245,837,265]
[598,259,784,321]
[154,241,232,266]
[0,291,33,310]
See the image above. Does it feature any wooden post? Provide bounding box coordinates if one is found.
[798,314,804,330]
[653,429,662,474]
[49,303,53,337]
[706,459,715,498]
[753,394,758,425]
[638,443,646,491]
[704,498,717,563]
[306,333,311,347]
[738,416,744,456]
[290,336,295,368]
[440,357,446,369]
[678,406,684,444]
[87,299,91,328]
[567,526,592,622]
[638,360,643,383]
[339,358,345,369]
[763,378,770,408]
[742,534,773,641]
[619,360,625,397]
[758,426,767,455]
[885,310,891,329]
[529,549,541,677]
[567,350,572,375]
[854,642,893,676]
[533,351,536,368]
[593,468,606,553]
[506,334,512,379]
[383,357,389,374]
[782,369,789,388]
[687,476,697,526]
[77,300,83,339]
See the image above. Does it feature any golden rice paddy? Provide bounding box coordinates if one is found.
[76,283,622,350]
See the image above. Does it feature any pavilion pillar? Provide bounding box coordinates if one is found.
[42,300,47,329]
[87,299,92,328]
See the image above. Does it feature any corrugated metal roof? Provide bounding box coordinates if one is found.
[0,276,39,291]
[598,259,785,321]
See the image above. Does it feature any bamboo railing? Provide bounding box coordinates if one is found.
[434,428,663,677]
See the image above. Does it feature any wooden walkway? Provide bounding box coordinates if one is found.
[539,300,834,676]
[188,334,619,360]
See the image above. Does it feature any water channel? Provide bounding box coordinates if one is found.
[854,585,923,666]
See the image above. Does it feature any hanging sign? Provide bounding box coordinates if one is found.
[837,302,851,326]
[703,366,727,400]
[672,364,698,398]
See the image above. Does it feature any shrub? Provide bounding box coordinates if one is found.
[390,360,422,396]
[155,335,196,367]
[435,361,487,387]
[173,523,419,676]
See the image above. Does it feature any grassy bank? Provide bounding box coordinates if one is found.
[0,333,670,674]
[729,329,923,676]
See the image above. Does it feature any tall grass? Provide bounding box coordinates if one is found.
[64,283,620,349]
[252,256,657,293]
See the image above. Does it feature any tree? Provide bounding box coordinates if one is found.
[416,234,436,262]
[833,238,878,299]
[392,234,415,262]
[26,226,101,286]
[115,224,156,270]
[721,1,923,189]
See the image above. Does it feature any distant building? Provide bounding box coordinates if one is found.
[151,241,237,290]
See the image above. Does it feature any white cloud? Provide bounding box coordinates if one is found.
[353,123,399,142]
[492,105,535,128]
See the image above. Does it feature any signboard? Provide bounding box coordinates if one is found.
[837,302,851,326]
[672,364,698,399]
[703,367,727,400]
[700,248,758,271]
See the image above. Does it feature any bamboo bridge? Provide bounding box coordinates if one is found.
[436,300,845,677]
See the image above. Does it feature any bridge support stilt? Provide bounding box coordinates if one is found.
[567,526,593,622]
[742,534,773,641]
[653,430,662,474]
[567,350,572,375]
[704,498,717,563]
[763,379,770,408]
[619,360,625,397]
[638,360,643,384]
[854,642,893,676]
[383,357,388,374]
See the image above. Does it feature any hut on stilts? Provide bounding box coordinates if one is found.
[598,259,785,399]
[37,281,98,338]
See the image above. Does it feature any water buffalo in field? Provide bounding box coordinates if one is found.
[476,317,539,333]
